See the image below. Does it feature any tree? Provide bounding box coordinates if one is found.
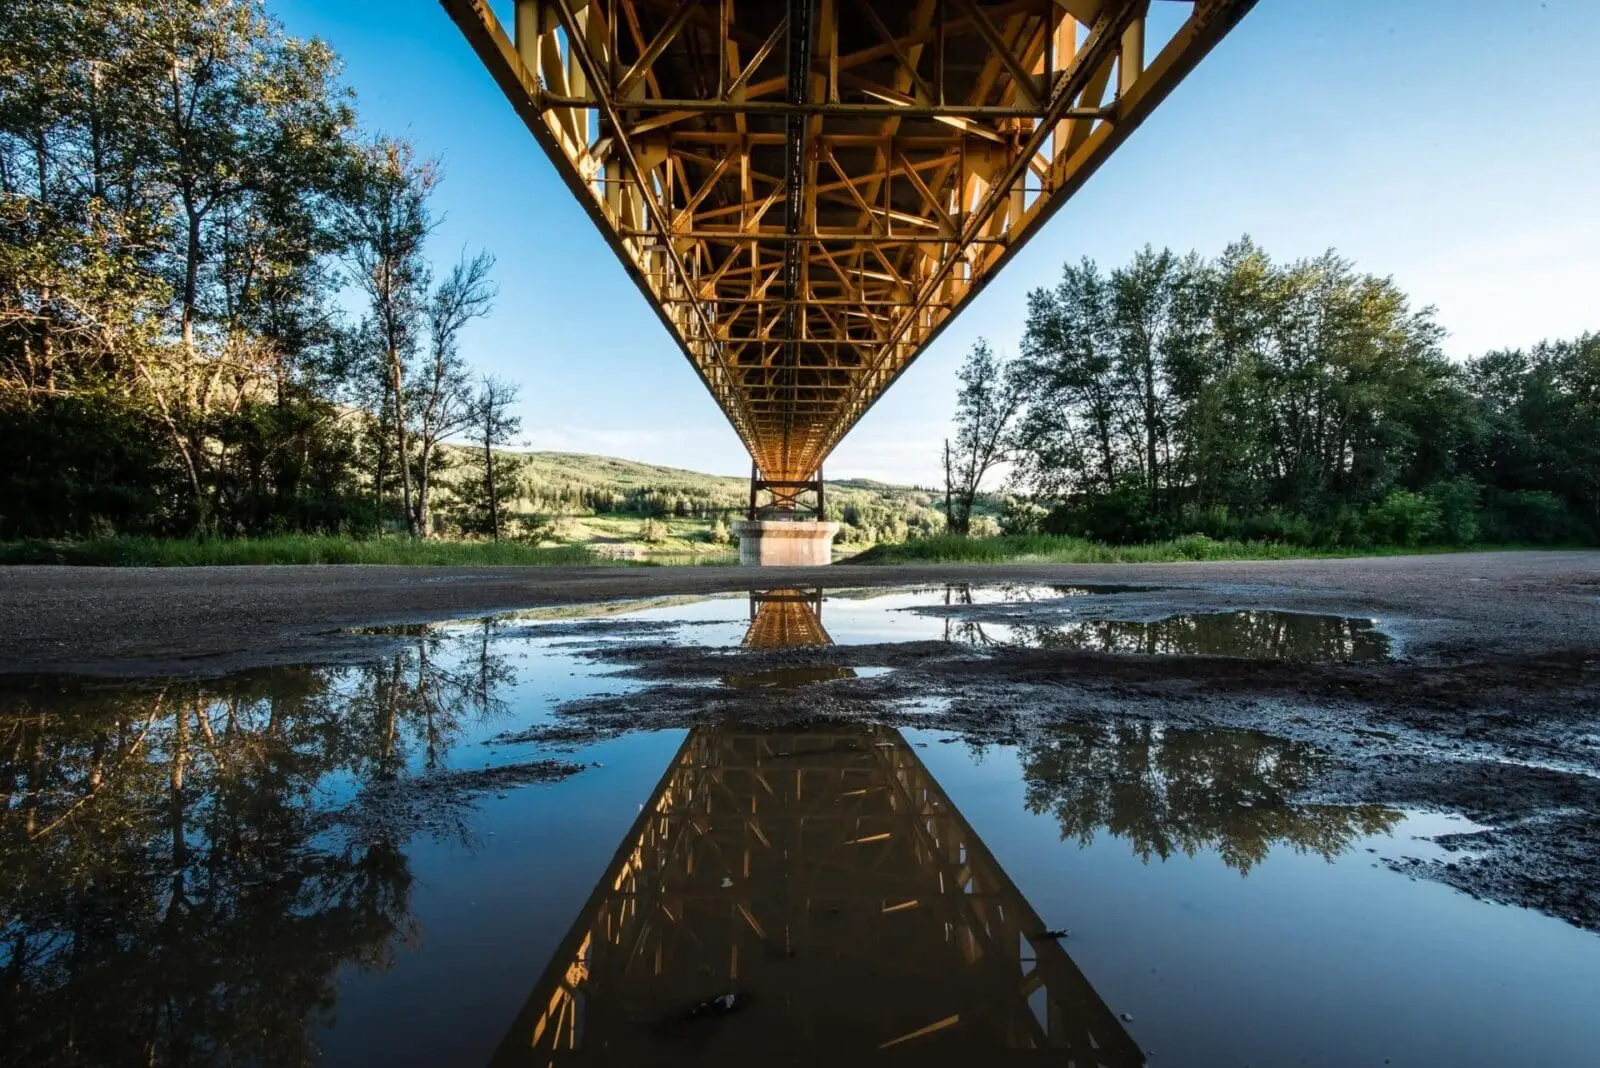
[413,250,495,535]
[462,375,522,541]
[942,339,1023,536]
[1008,239,1477,546]
[1,0,364,537]
[338,138,438,536]
[1015,259,1119,497]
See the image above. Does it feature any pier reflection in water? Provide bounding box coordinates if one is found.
[494,590,1142,1065]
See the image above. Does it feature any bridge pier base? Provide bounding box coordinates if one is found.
[733,520,839,566]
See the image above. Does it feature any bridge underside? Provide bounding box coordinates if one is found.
[444,0,1253,482]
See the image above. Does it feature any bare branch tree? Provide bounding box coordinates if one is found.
[337,138,437,536]
[413,249,495,535]
[467,375,521,541]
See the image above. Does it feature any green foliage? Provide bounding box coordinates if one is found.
[0,535,599,567]
[967,515,1002,538]
[1041,485,1167,543]
[1481,490,1578,544]
[1424,477,1481,544]
[1237,510,1317,547]
[943,339,1024,535]
[494,451,950,546]
[843,533,1460,566]
[994,239,1598,550]
[0,0,493,544]
[446,434,525,540]
[997,496,1047,535]
[1362,491,1442,547]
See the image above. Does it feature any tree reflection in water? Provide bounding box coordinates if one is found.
[1021,723,1400,873]
[0,621,515,1066]
[937,585,1390,661]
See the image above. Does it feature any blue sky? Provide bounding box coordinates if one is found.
[274,0,1600,485]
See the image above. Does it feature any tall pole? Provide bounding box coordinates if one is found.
[748,461,760,520]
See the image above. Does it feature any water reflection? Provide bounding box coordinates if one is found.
[0,624,512,1066]
[1021,724,1401,873]
[0,589,1409,1065]
[494,588,1142,1064]
[937,587,1389,661]
[722,588,855,688]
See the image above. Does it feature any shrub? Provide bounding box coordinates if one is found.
[1237,509,1316,546]
[1168,533,1220,560]
[640,518,669,543]
[1481,490,1576,544]
[1180,504,1238,541]
[1042,486,1165,543]
[1424,477,1481,543]
[997,496,1048,536]
[1364,490,1442,546]
[1318,506,1370,548]
[968,515,1002,539]
[513,515,556,543]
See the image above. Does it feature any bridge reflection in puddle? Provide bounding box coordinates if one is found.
[494,589,1142,1065]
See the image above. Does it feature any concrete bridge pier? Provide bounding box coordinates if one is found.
[733,519,840,566]
[737,464,838,565]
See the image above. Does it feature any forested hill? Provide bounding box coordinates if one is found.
[439,448,952,545]
[516,451,910,500]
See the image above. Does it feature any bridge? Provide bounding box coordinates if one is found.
[442,0,1255,562]
[490,590,1144,1063]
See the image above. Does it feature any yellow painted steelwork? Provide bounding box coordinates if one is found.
[442,0,1254,483]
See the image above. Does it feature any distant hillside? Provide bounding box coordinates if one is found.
[434,447,967,552]
[518,450,927,498]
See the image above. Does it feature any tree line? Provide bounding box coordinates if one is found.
[945,239,1598,546]
[0,0,522,541]
[515,477,944,544]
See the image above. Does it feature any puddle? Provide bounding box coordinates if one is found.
[1,586,1594,1066]
[957,609,1391,661]
[525,584,1391,662]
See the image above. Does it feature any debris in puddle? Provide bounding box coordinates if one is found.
[658,992,750,1032]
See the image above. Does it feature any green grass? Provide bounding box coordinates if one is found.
[0,535,605,567]
[550,513,731,558]
[840,533,1473,565]
[5,531,1532,569]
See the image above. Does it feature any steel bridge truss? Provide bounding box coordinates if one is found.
[443,0,1254,483]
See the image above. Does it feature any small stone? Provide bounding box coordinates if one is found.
[1119,1012,1134,1022]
